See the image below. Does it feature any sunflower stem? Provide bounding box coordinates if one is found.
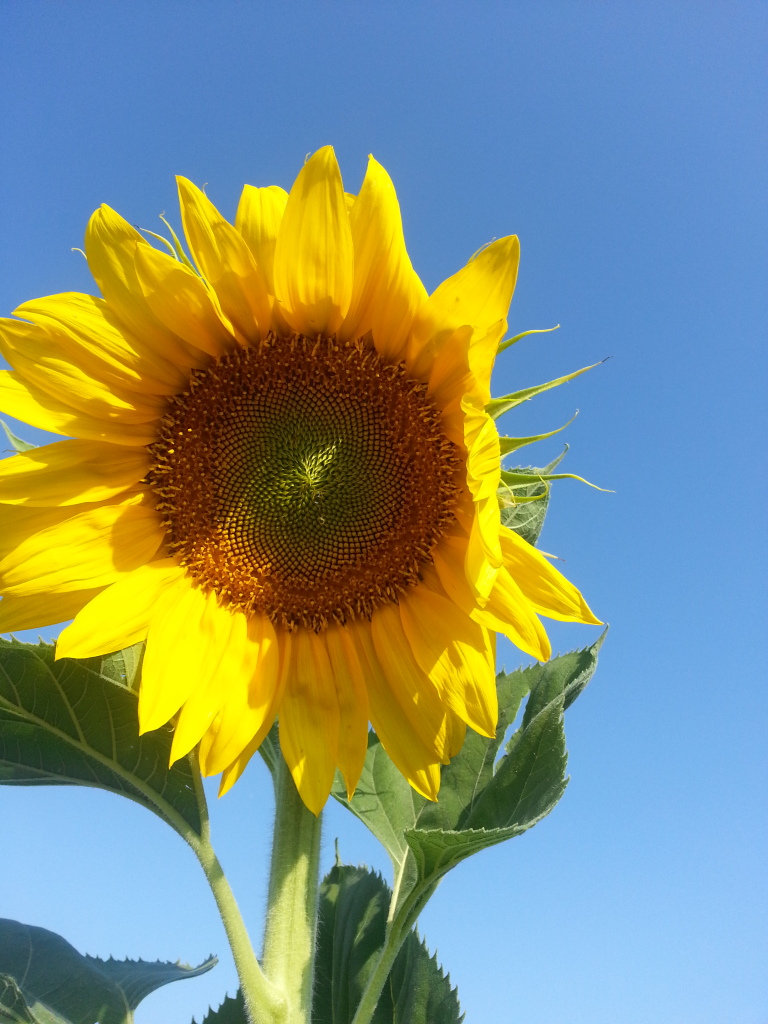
[351,878,440,1024]
[186,761,284,1024]
[350,932,403,1024]
[261,754,323,1024]
[194,837,285,1024]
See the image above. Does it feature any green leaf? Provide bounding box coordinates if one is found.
[0,638,204,839]
[314,865,462,1024]
[0,920,215,1024]
[485,360,604,420]
[387,933,462,1024]
[331,733,426,879]
[0,972,69,1024]
[402,632,607,887]
[89,645,144,693]
[499,490,550,545]
[0,421,35,454]
[314,865,391,1024]
[414,668,531,833]
[84,955,216,1012]
[460,689,567,833]
[401,826,521,882]
[501,448,569,544]
[498,449,567,544]
[334,635,605,937]
[515,627,607,725]
[193,992,246,1024]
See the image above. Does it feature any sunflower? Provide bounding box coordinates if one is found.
[0,147,599,813]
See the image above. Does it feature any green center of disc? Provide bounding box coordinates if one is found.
[217,400,403,578]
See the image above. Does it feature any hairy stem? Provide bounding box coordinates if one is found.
[261,756,323,1024]
[194,838,286,1024]
[187,760,284,1024]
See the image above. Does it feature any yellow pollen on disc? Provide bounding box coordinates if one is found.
[147,334,460,630]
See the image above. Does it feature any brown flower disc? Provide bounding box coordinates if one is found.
[147,335,460,630]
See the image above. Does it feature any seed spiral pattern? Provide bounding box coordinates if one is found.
[147,334,460,629]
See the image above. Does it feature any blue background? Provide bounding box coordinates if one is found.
[1,3,766,1022]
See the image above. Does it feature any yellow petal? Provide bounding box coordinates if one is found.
[177,177,271,344]
[133,244,234,358]
[170,594,238,764]
[0,440,150,506]
[349,619,441,801]
[0,500,164,596]
[431,519,549,659]
[461,396,503,597]
[85,204,209,367]
[56,559,185,659]
[340,156,427,358]
[463,397,502,501]
[138,577,215,732]
[499,526,602,624]
[0,370,157,446]
[15,293,188,395]
[370,603,451,762]
[324,622,369,798]
[217,732,261,797]
[198,612,282,777]
[0,588,104,634]
[447,714,468,758]
[431,527,477,611]
[477,568,552,662]
[407,235,520,395]
[279,628,340,815]
[0,499,122,561]
[235,184,288,295]
[426,325,473,413]
[469,317,507,405]
[273,146,354,336]
[400,584,498,738]
[0,318,166,424]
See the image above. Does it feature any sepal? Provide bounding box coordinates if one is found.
[485,359,605,420]
[0,419,34,453]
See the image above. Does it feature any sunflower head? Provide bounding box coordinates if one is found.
[0,146,600,814]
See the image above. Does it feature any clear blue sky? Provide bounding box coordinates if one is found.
[1,3,766,1022]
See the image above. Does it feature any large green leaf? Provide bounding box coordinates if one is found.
[403,633,606,893]
[387,934,462,1024]
[333,634,606,937]
[0,972,69,1024]
[0,638,203,839]
[94,644,144,693]
[413,666,532,834]
[0,920,215,1024]
[314,865,462,1024]
[193,992,246,1024]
